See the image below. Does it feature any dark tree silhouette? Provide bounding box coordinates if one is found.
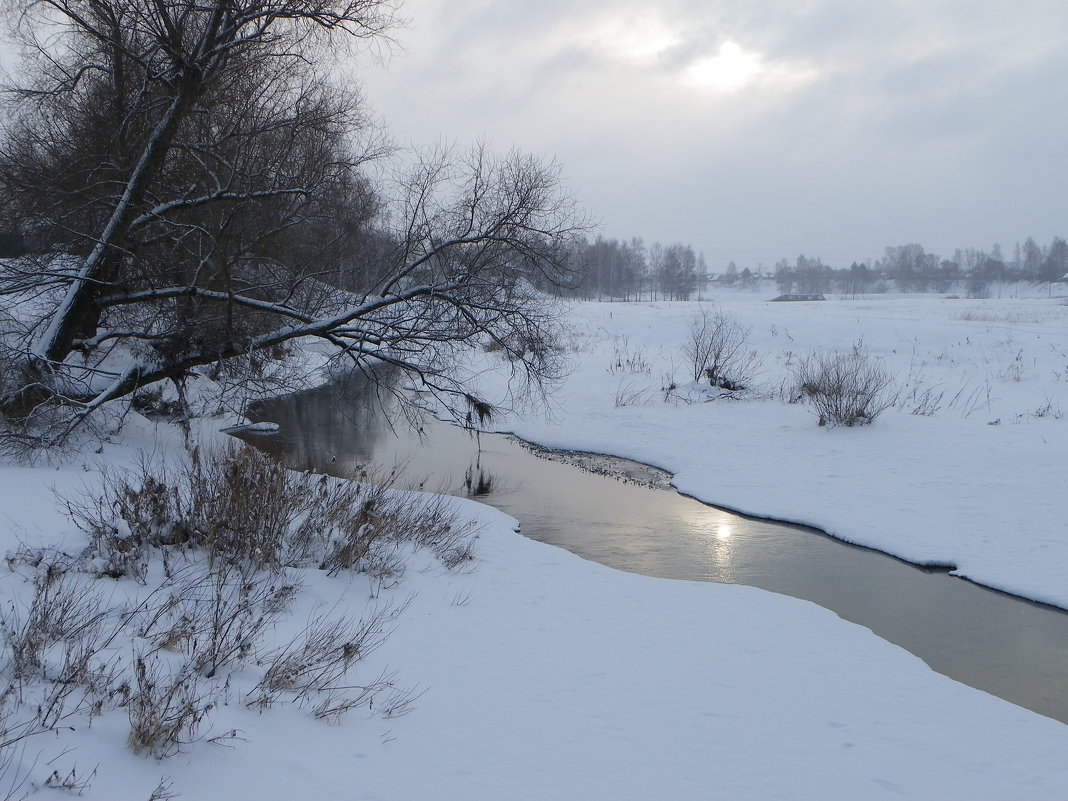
[0,0,586,446]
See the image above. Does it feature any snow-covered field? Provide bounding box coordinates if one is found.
[2,284,1068,800]
[485,286,1068,606]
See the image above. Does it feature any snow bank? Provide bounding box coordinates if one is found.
[3,289,1068,799]
[17,460,1068,801]
[480,294,1068,607]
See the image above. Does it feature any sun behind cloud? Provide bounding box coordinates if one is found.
[683,40,819,94]
[685,41,762,91]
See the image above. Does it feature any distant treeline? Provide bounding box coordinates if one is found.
[556,238,709,301]
[560,236,1068,300]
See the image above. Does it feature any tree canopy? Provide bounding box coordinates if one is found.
[0,0,587,447]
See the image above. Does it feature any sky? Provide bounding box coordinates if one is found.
[360,0,1068,270]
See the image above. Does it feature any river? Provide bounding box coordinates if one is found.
[233,372,1068,725]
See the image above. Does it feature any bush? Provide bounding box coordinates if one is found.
[792,346,896,426]
[66,443,477,578]
[682,306,761,391]
[246,604,403,714]
[0,442,481,785]
[127,656,216,757]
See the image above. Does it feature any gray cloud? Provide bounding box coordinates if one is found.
[363,0,1068,266]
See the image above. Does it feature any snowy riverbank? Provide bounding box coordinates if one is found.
[2,288,1068,799]
[481,290,1068,608]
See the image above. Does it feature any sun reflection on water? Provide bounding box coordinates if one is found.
[676,506,741,583]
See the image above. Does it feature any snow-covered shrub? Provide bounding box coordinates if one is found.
[682,305,762,392]
[67,443,477,578]
[0,445,479,785]
[792,346,896,427]
[127,654,220,757]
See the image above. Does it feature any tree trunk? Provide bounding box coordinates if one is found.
[33,92,190,366]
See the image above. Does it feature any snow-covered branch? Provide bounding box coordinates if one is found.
[0,0,585,445]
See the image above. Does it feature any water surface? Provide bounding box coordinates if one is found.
[235,375,1068,725]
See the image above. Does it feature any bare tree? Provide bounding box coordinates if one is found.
[0,0,586,446]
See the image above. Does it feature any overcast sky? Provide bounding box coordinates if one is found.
[361,0,1068,269]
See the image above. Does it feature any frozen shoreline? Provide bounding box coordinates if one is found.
[477,292,1068,608]
[520,435,969,568]
[3,288,1068,799]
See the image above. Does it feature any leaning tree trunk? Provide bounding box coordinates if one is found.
[33,92,190,365]
[1,87,196,422]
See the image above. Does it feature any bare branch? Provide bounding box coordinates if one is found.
[0,1,587,445]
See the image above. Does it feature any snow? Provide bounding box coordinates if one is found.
[122,522,1068,801]
[224,420,281,433]
[2,286,1068,799]
[477,288,1068,606]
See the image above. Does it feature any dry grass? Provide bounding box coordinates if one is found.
[954,308,1061,324]
[792,345,897,427]
[246,602,405,713]
[65,442,477,579]
[127,656,216,757]
[0,443,479,789]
